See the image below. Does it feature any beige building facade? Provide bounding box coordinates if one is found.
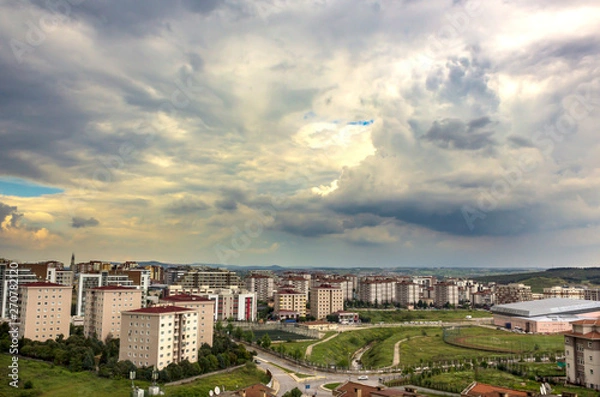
[274,288,307,318]
[564,319,600,391]
[84,286,143,341]
[310,284,343,319]
[119,306,199,370]
[17,282,72,341]
[159,294,215,347]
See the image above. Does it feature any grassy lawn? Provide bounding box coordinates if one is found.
[0,355,269,397]
[309,328,398,367]
[445,326,563,354]
[166,364,270,397]
[361,327,440,368]
[355,309,491,323]
[0,354,150,397]
[279,331,338,358]
[323,382,341,390]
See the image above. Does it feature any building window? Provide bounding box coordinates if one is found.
[589,342,593,348]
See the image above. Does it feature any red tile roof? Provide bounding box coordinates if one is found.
[571,318,600,326]
[125,306,191,314]
[563,331,600,340]
[462,382,528,397]
[91,285,138,291]
[161,294,212,302]
[20,282,70,288]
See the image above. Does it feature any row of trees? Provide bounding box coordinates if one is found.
[0,323,255,383]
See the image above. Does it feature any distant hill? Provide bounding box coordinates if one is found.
[475,267,600,293]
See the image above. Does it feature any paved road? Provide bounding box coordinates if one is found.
[254,349,382,396]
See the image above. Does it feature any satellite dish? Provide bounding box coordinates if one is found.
[215,387,221,395]
[209,391,214,397]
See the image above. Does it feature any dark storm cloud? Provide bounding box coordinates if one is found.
[328,198,539,236]
[506,36,600,71]
[166,197,209,215]
[272,213,344,237]
[71,216,99,228]
[422,116,496,150]
[507,135,535,148]
[0,202,22,229]
[214,187,250,212]
[61,0,221,37]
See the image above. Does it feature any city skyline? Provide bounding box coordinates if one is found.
[1,1,600,268]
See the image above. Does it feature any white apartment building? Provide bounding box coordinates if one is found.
[245,274,275,301]
[358,278,396,304]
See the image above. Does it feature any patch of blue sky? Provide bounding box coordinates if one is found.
[0,177,64,197]
[347,119,374,126]
[303,111,316,119]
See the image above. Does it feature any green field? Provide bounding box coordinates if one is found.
[0,355,269,397]
[355,309,491,323]
[279,331,337,358]
[309,327,398,367]
[444,326,564,354]
[0,354,150,397]
[300,325,563,369]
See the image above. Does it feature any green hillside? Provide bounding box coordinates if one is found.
[475,268,600,293]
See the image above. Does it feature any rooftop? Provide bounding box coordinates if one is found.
[462,382,528,397]
[125,306,192,314]
[491,298,600,317]
[20,282,70,288]
[161,294,212,302]
[91,285,139,291]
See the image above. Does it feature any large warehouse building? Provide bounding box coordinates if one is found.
[492,298,600,334]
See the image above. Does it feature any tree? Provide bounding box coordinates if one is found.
[261,334,272,349]
[282,387,303,397]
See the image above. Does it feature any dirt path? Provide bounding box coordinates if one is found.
[305,332,339,358]
[388,335,426,368]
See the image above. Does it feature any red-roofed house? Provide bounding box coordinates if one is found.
[333,381,424,397]
[564,318,600,390]
[119,305,199,369]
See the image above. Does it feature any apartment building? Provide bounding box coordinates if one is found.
[434,282,459,308]
[174,287,256,322]
[395,281,420,307]
[312,276,354,301]
[358,277,396,304]
[119,306,199,370]
[159,294,215,347]
[245,274,274,301]
[564,319,600,390]
[17,282,72,341]
[76,270,150,316]
[274,287,307,319]
[21,261,73,286]
[544,286,585,300]
[495,283,533,304]
[1,264,37,319]
[310,284,343,320]
[179,269,241,289]
[84,286,143,341]
[279,276,310,296]
[585,289,600,301]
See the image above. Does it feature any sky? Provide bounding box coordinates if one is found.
[1,0,600,268]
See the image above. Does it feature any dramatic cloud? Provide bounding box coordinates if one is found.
[1,0,600,267]
[72,217,100,229]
